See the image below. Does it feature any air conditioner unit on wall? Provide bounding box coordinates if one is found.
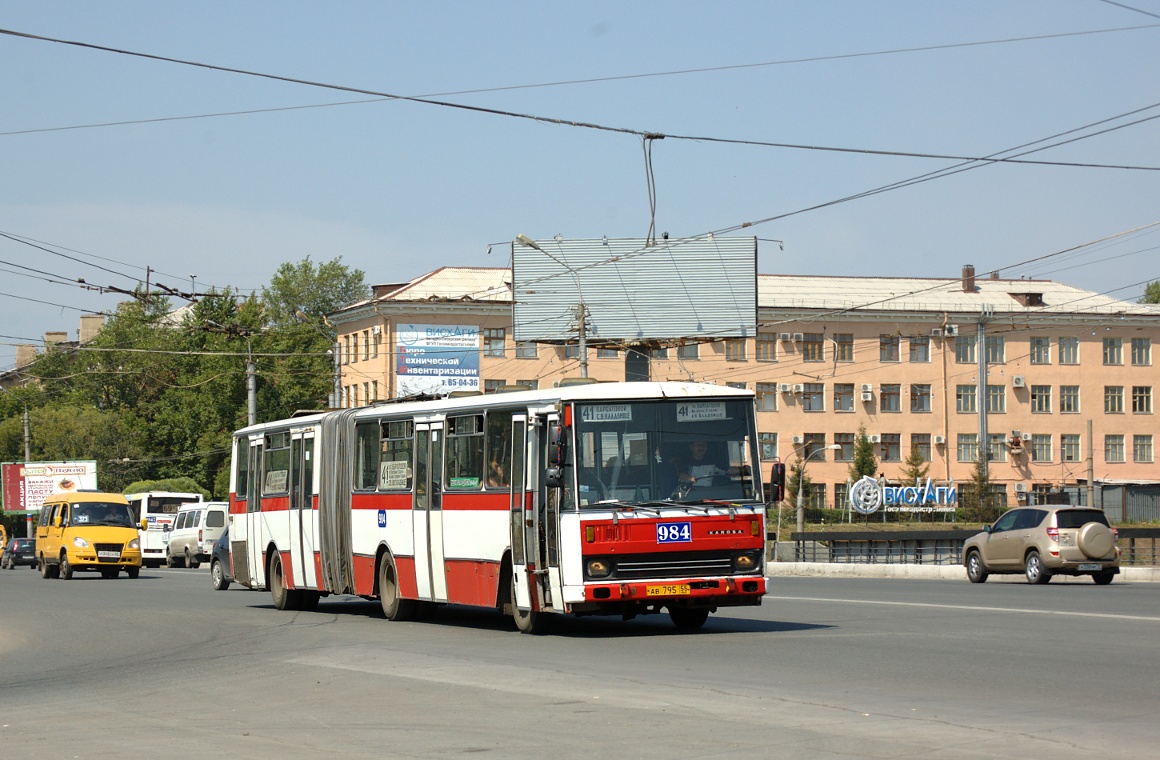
[1012,375,1026,388]
[861,391,874,402]
[792,333,804,342]
[934,435,946,445]
[792,383,804,394]
[792,435,804,445]
[1014,482,1028,493]
[778,383,792,393]
[860,384,873,392]
[931,328,943,337]
[944,324,959,337]
[1021,432,1032,442]
[869,434,881,443]
[779,333,792,342]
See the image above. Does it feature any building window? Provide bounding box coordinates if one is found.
[955,335,976,364]
[484,328,505,358]
[909,336,930,363]
[343,335,351,365]
[834,433,855,461]
[957,434,978,462]
[677,343,699,360]
[802,383,825,412]
[1103,337,1123,365]
[1030,385,1051,413]
[483,379,505,394]
[1031,434,1052,462]
[803,433,828,460]
[1030,336,1051,364]
[362,382,370,405]
[833,383,854,412]
[881,433,901,462]
[1132,337,1151,366]
[985,336,1005,364]
[758,432,778,460]
[371,380,378,402]
[1105,435,1125,463]
[1135,435,1154,463]
[1061,434,1081,462]
[1132,386,1152,413]
[1059,336,1079,365]
[756,383,778,412]
[564,344,586,361]
[1060,385,1080,413]
[801,333,824,362]
[726,381,746,390]
[879,335,900,362]
[911,433,931,462]
[516,341,538,359]
[650,346,669,359]
[986,385,1006,413]
[807,487,827,510]
[756,333,777,362]
[956,384,977,413]
[988,434,1007,462]
[352,332,359,363]
[880,384,901,412]
[1104,386,1124,414]
[834,333,854,362]
[725,339,746,361]
[597,347,619,359]
[834,482,849,508]
[363,330,370,361]
[910,384,931,413]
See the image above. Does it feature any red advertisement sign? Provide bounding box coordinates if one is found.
[1,461,99,513]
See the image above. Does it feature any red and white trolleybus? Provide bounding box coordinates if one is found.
[228,381,770,632]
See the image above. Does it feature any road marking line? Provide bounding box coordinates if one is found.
[765,595,1160,622]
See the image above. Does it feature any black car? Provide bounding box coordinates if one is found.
[2,537,37,569]
[210,527,232,590]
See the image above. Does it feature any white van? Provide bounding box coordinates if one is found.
[165,502,228,568]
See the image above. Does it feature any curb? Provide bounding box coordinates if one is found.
[767,562,1160,582]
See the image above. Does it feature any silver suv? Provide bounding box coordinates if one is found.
[963,507,1120,585]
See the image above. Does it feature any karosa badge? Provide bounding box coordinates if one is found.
[849,475,958,515]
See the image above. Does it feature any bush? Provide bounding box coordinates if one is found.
[123,477,210,499]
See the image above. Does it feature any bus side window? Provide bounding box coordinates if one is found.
[235,438,249,501]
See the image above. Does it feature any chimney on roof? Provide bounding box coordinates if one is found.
[15,344,36,369]
[43,331,68,351]
[990,270,1000,280]
[79,314,105,344]
[962,265,975,293]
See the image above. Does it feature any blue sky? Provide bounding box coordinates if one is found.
[2,1,1158,369]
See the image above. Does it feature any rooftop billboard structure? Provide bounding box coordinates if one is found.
[511,236,757,344]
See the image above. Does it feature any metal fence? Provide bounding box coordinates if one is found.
[778,528,1160,566]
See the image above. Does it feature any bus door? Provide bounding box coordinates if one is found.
[245,437,265,587]
[412,422,448,602]
[515,410,563,613]
[540,412,564,610]
[288,430,318,590]
[509,414,532,610]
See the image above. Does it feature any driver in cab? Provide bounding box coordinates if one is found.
[677,440,727,487]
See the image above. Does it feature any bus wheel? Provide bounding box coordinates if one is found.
[269,553,300,611]
[668,607,709,630]
[511,572,547,635]
[60,553,74,580]
[378,554,415,621]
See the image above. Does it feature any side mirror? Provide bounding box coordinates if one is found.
[140,518,149,532]
[547,425,567,467]
[982,525,992,533]
[545,466,563,489]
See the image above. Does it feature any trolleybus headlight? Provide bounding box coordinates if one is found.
[586,558,613,578]
[733,551,760,572]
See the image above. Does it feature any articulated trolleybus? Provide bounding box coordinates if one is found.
[229,381,768,632]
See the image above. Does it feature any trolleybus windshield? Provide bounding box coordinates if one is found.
[572,399,760,507]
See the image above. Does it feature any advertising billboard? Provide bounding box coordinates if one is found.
[395,323,480,396]
[2,460,99,513]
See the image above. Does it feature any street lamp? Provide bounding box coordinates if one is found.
[794,443,841,535]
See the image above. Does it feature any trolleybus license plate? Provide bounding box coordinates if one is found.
[646,584,691,596]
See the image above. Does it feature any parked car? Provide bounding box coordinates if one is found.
[165,502,228,569]
[210,526,232,591]
[3,537,37,569]
[963,506,1120,585]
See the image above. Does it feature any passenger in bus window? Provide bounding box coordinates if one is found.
[487,460,506,488]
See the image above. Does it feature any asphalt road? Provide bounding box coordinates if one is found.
[2,566,1158,759]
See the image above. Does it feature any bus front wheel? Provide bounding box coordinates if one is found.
[269,552,300,611]
[378,554,415,621]
[511,572,547,635]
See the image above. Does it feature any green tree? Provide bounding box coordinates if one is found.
[784,457,812,508]
[1139,280,1160,304]
[261,256,369,327]
[848,425,878,483]
[900,446,931,485]
[961,456,1001,523]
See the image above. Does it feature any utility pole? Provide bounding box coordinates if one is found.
[975,305,993,479]
[22,407,30,461]
[576,302,589,378]
[1086,418,1096,508]
[246,340,257,426]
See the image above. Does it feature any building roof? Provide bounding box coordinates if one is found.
[333,266,1160,322]
[757,274,1160,317]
